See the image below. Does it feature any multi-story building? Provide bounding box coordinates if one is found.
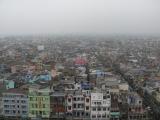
[66,90,91,120]
[90,89,111,120]
[50,92,66,120]
[128,92,149,120]
[2,88,28,118]
[28,87,50,119]
[110,95,120,120]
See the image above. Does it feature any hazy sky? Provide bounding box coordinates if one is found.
[0,0,160,35]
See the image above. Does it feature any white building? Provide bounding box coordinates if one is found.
[91,90,111,120]
[37,45,44,51]
[119,82,129,91]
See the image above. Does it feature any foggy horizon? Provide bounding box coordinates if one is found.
[0,0,160,35]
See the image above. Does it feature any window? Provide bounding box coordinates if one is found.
[92,108,96,111]
[39,111,42,115]
[4,100,9,103]
[92,115,96,118]
[102,114,106,118]
[103,108,106,111]
[21,100,26,103]
[77,112,80,117]
[5,110,9,114]
[68,106,71,110]
[32,110,34,115]
[86,106,89,110]
[43,104,45,108]
[103,96,106,99]
[78,104,81,108]
[74,97,76,101]
[67,113,71,116]
[86,113,89,116]
[97,102,101,105]
[36,111,38,115]
[77,97,80,101]
[12,100,15,103]
[32,104,34,108]
[35,104,38,108]
[68,98,71,102]
[73,104,76,108]
[17,100,19,103]
[86,98,89,102]
[21,105,26,109]
[97,114,101,118]
[98,107,101,111]
[81,112,84,116]
[30,97,33,101]
[22,111,27,114]
[43,111,46,115]
[4,105,9,108]
[12,105,15,108]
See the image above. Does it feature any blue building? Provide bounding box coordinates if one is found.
[2,88,28,118]
[81,82,92,90]
[4,80,15,89]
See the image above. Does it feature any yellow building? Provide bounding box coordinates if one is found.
[28,86,50,118]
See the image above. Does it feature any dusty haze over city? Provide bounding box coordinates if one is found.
[1,1,160,120]
[0,0,160,35]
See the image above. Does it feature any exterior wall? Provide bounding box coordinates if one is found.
[91,92,111,120]
[128,112,148,120]
[50,94,65,118]
[2,93,28,117]
[155,92,160,102]
[0,97,3,115]
[110,88,119,94]
[127,93,148,120]
[84,96,91,118]
[72,94,85,118]
[66,94,73,119]
[39,74,51,81]
[128,96,142,106]
[5,80,15,89]
[29,95,50,118]
[119,83,129,91]
[110,95,120,120]
[66,91,91,119]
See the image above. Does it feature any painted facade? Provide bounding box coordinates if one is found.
[2,89,28,118]
[28,87,50,118]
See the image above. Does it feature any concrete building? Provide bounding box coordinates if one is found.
[128,92,148,120]
[28,87,50,119]
[66,90,91,120]
[50,92,66,120]
[2,88,28,118]
[90,89,111,120]
[110,95,120,120]
[4,80,15,90]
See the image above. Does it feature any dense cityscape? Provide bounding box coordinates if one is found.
[0,35,160,120]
